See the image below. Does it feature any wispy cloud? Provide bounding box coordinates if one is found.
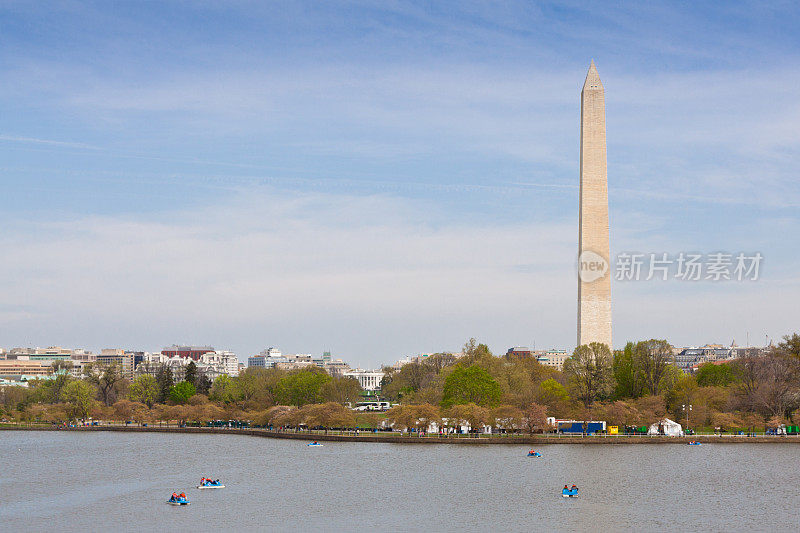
[0,134,100,150]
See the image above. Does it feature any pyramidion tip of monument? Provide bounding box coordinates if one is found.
[583,59,603,91]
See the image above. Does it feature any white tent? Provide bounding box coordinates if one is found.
[647,418,683,436]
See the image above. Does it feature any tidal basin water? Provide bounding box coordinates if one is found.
[2,431,800,532]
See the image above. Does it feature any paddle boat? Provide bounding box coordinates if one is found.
[527,450,542,457]
[197,478,225,489]
[562,486,579,498]
[687,441,702,446]
[167,493,190,506]
[307,441,323,447]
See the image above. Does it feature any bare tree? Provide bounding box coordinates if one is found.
[524,402,549,434]
[733,352,800,419]
[563,342,613,406]
[634,340,673,396]
[423,353,457,373]
[85,362,123,406]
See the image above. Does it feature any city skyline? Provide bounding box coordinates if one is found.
[1,3,799,368]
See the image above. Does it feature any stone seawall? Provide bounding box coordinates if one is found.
[2,425,798,444]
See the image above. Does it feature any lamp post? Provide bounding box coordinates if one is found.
[682,404,693,433]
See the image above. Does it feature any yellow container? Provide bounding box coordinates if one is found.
[608,426,618,435]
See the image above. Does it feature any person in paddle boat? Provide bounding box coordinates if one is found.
[170,492,178,502]
[563,485,568,491]
[312,441,318,445]
[571,484,578,492]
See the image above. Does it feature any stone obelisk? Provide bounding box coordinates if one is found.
[577,60,612,350]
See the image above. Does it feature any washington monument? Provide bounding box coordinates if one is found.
[577,60,612,350]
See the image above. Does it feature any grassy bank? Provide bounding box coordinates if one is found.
[3,423,800,444]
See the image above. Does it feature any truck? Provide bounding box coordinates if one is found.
[557,420,607,435]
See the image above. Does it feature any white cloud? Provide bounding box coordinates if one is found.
[5,184,792,366]
[0,187,577,365]
[7,60,797,207]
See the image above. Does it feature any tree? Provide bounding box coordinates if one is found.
[536,378,570,407]
[265,405,300,428]
[274,368,331,407]
[187,400,224,425]
[385,404,441,433]
[732,352,800,418]
[236,368,264,403]
[411,376,445,406]
[184,361,198,386]
[408,404,441,433]
[112,399,148,421]
[0,384,30,414]
[462,338,493,363]
[598,400,641,427]
[440,365,502,408]
[380,362,437,401]
[196,374,213,395]
[491,405,524,433]
[209,374,240,404]
[445,403,490,433]
[300,402,355,431]
[169,381,197,404]
[524,402,549,434]
[85,362,123,406]
[129,375,159,408]
[695,363,737,387]
[51,360,75,400]
[773,333,800,360]
[634,340,674,396]
[320,377,363,404]
[47,372,73,403]
[563,343,613,407]
[234,367,285,407]
[61,380,96,420]
[24,403,68,423]
[632,395,668,424]
[423,353,458,373]
[613,343,644,399]
[52,359,74,373]
[155,364,174,404]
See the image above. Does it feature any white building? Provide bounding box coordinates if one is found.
[537,349,570,371]
[136,351,238,381]
[248,347,286,368]
[343,369,385,391]
[261,347,282,358]
[201,351,239,377]
[391,352,463,370]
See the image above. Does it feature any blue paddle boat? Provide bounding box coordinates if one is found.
[527,451,542,457]
[197,479,225,489]
[167,494,190,506]
[687,441,702,446]
[562,486,579,498]
[308,441,323,447]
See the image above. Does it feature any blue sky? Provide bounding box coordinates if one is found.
[1,1,798,366]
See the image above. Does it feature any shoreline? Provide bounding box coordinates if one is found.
[2,425,799,444]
